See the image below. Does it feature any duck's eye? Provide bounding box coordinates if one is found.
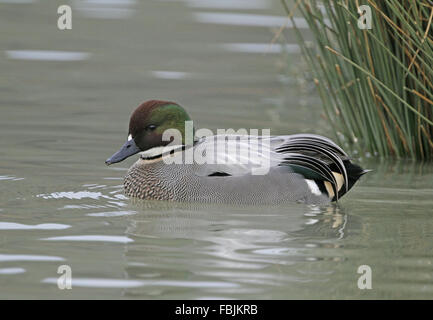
[146,124,157,131]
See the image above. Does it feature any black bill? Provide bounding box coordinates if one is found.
[105,138,141,165]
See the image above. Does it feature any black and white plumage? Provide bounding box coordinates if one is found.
[124,134,367,205]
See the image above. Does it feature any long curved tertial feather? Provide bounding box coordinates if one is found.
[287,134,348,156]
[276,142,348,193]
[280,154,339,200]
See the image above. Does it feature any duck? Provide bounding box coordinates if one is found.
[105,100,368,205]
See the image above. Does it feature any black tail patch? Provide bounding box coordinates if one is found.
[333,161,369,201]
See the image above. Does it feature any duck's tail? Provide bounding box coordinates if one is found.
[332,161,370,201]
[276,134,370,201]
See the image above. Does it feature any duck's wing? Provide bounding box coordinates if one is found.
[192,135,281,177]
[193,134,353,201]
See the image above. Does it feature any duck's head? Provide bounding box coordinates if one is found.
[105,100,192,165]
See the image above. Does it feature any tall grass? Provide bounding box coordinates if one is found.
[283,0,433,159]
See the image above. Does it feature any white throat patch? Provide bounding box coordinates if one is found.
[140,145,184,159]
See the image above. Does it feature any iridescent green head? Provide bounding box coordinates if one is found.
[105,100,192,165]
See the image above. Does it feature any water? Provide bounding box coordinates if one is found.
[1,0,433,299]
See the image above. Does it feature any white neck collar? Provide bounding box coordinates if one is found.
[140,144,184,159]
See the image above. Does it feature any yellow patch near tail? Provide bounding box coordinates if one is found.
[324,172,345,199]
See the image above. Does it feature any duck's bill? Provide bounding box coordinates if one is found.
[105,139,141,165]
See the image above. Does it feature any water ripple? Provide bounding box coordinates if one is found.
[87,211,136,217]
[151,70,193,80]
[42,277,144,288]
[221,43,301,54]
[37,191,125,201]
[5,50,91,61]
[0,268,26,275]
[74,0,136,19]
[41,235,134,243]
[194,12,314,28]
[0,222,71,230]
[0,175,24,181]
[37,191,105,200]
[0,254,64,262]
[42,278,238,288]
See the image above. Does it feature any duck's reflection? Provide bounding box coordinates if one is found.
[120,199,359,297]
